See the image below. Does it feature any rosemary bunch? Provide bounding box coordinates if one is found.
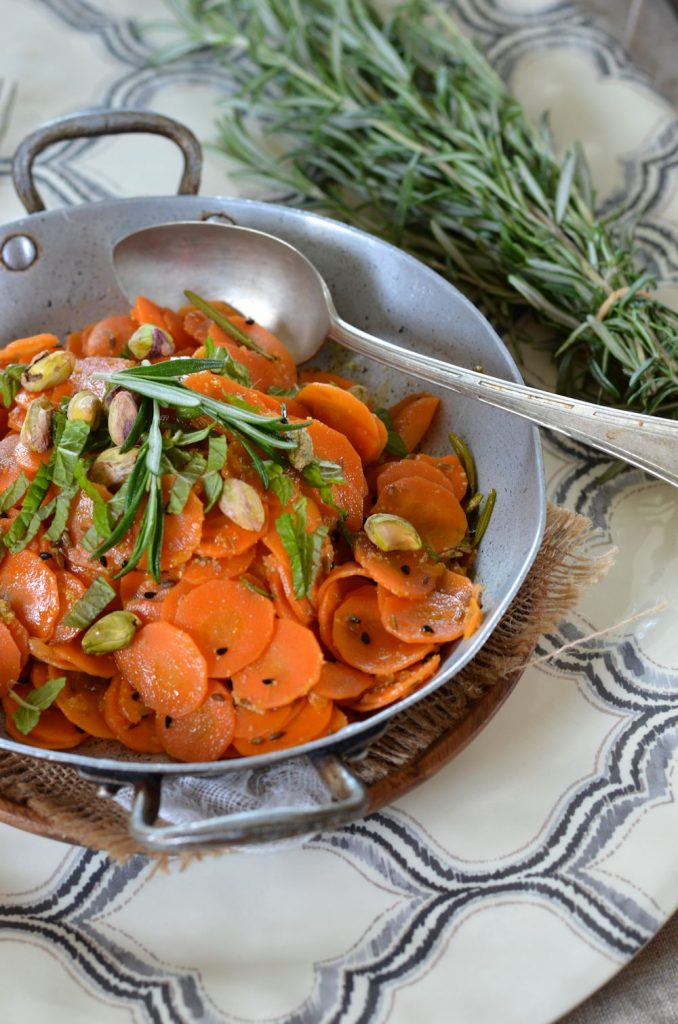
[161,0,678,416]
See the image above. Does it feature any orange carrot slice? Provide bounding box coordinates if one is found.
[297,382,387,464]
[232,692,333,756]
[377,570,481,643]
[414,453,468,501]
[155,679,236,762]
[139,478,203,572]
[82,315,137,357]
[34,640,117,679]
[52,570,87,642]
[114,621,208,717]
[51,668,114,739]
[332,585,435,674]
[349,654,441,712]
[0,333,59,365]
[313,661,374,701]
[102,676,163,754]
[233,699,303,741]
[198,501,269,559]
[298,368,356,389]
[0,606,29,672]
[305,419,367,532]
[372,477,467,553]
[231,618,323,710]
[0,550,60,639]
[173,578,276,678]
[317,562,372,656]
[376,458,458,497]
[353,534,444,599]
[388,393,440,452]
[0,622,21,697]
[180,549,255,584]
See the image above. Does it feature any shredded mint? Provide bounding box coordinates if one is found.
[204,335,253,386]
[2,462,52,552]
[73,461,111,540]
[0,365,25,410]
[264,461,295,507]
[375,408,408,458]
[201,434,227,512]
[275,496,328,599]
[9,676,66,735]
[0,472,29,513]
[167,448,206,514]
[239,576,272,599]
[61,575,116,631]
[52,418,90,488]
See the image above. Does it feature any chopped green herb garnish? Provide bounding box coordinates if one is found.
[239,576,272,599]
[375,408,408,458]
[264,461,295,507]
[448,432,478,496]
[275,496,328,599]
[61,575,116,631]
[0,472,29,513]
[473,489,497,546]
[201,434,227,512]
[52,418,90,488]
[9,676,66,735]
[166,448,206,514]
[0,365,25,410]
[184,290,273,360]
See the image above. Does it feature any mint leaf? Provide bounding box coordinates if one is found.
[61,575,116,631]
[0,365,25,409]
[0,472,29,513]
[375,408,408,457]
[167,449,206,514]
[52,418,90,488]
[263,461,295,507]
[275,496,328,599]
[10,676,66,735]
[201,434,227,512]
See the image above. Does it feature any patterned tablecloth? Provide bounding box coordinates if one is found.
[1,2,677,1022]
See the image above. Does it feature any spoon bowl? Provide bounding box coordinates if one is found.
[114,220,678,487]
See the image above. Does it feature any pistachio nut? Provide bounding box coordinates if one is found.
[90,446,139,487]
[347,384,371,405]
[82,610,140,655]
[218,478,266,531]
[107,390,139,446]
[20,396,53,453]
[364,513,422,552]
[67,390,102,429]
[287,428,315,472]
[128,323,175,360]
[21,350,76,393]
[102,384,121,412]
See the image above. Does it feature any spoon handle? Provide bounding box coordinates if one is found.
[329,316,678,488]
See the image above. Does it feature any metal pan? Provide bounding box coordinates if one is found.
[0,110,545,851]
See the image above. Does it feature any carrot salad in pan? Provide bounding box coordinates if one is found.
[0,293,495,762]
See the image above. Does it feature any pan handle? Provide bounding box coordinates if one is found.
[12,109,203,213]
[127,754,368,853]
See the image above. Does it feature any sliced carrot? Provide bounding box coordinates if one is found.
[46,641,117,679]
[155,679,236,762]
[115,673,153,725]
[328,705,349,734]
[313,661,374,701]
[0,605,29,671]
[372,477,467,553]
[349,654,441,712]
[132,295,166,327]
[376,458,459,497]
[198,502,269,559]
[173,579,276,678]
[114,621,208,717]
[332,584,435,674]
[51,668,114,739]
[231,618,323,711]
[180,548,255,584]
[388,393,440,452]
[0,550,60,639]
[0,333,59,365]
[298,368,356,389]
[123,597,165,625]
[0,622,21,696]
[414,453,468,501]
[1,684,85,750]
[65,330,85,357]
[316,562,372,656]
[377,570,480,643]
[305,419,367,532]
[52,570,87,642]
[183,368,284,416]
[159,578,197,623]
[297,382,386,464]
[82,315,137,357]
[102,676,163,754]
[139,477,203,572]
[259,554,302,622]
[233,699,303,741]
[231,692,333,756]
[66,485,131,577]
[217,314,298,392]
[0,434,25,494]
[353,533,444,599]
[14,439,50,478]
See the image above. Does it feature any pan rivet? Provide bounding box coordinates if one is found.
[1,233,37,270]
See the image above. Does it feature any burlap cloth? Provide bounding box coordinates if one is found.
[0,504,612,862]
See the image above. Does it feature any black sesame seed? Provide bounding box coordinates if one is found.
[131,691,141,702]
[165,716,173,728]
[360,631,371,645]
[262,677,276,685]
[99,556,108,568]
[215,646,228,656]
[0,512,8,520]
[39,551,53,561]
[422,624,434,634]
[400,564,411,575]
[143,591,157,599]
[245,317,255,325]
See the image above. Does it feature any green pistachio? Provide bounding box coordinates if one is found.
[21,350,76,392]
[287,428,315,472]
[90,446,139,487]
[82,610,140,655]
[107,390,139,446]
[67,390,102,428]
[127,323,175,360]
[364,513,422,552]
[218,478,266,531]
[20,396,53,452]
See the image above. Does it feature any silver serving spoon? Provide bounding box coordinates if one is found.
[114,221,678,488]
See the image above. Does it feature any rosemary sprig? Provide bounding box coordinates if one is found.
[160,0,678,418]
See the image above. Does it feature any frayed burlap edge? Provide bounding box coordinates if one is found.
[0,503,612,862]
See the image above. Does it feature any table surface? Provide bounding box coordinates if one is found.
[0,2,677,1023]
